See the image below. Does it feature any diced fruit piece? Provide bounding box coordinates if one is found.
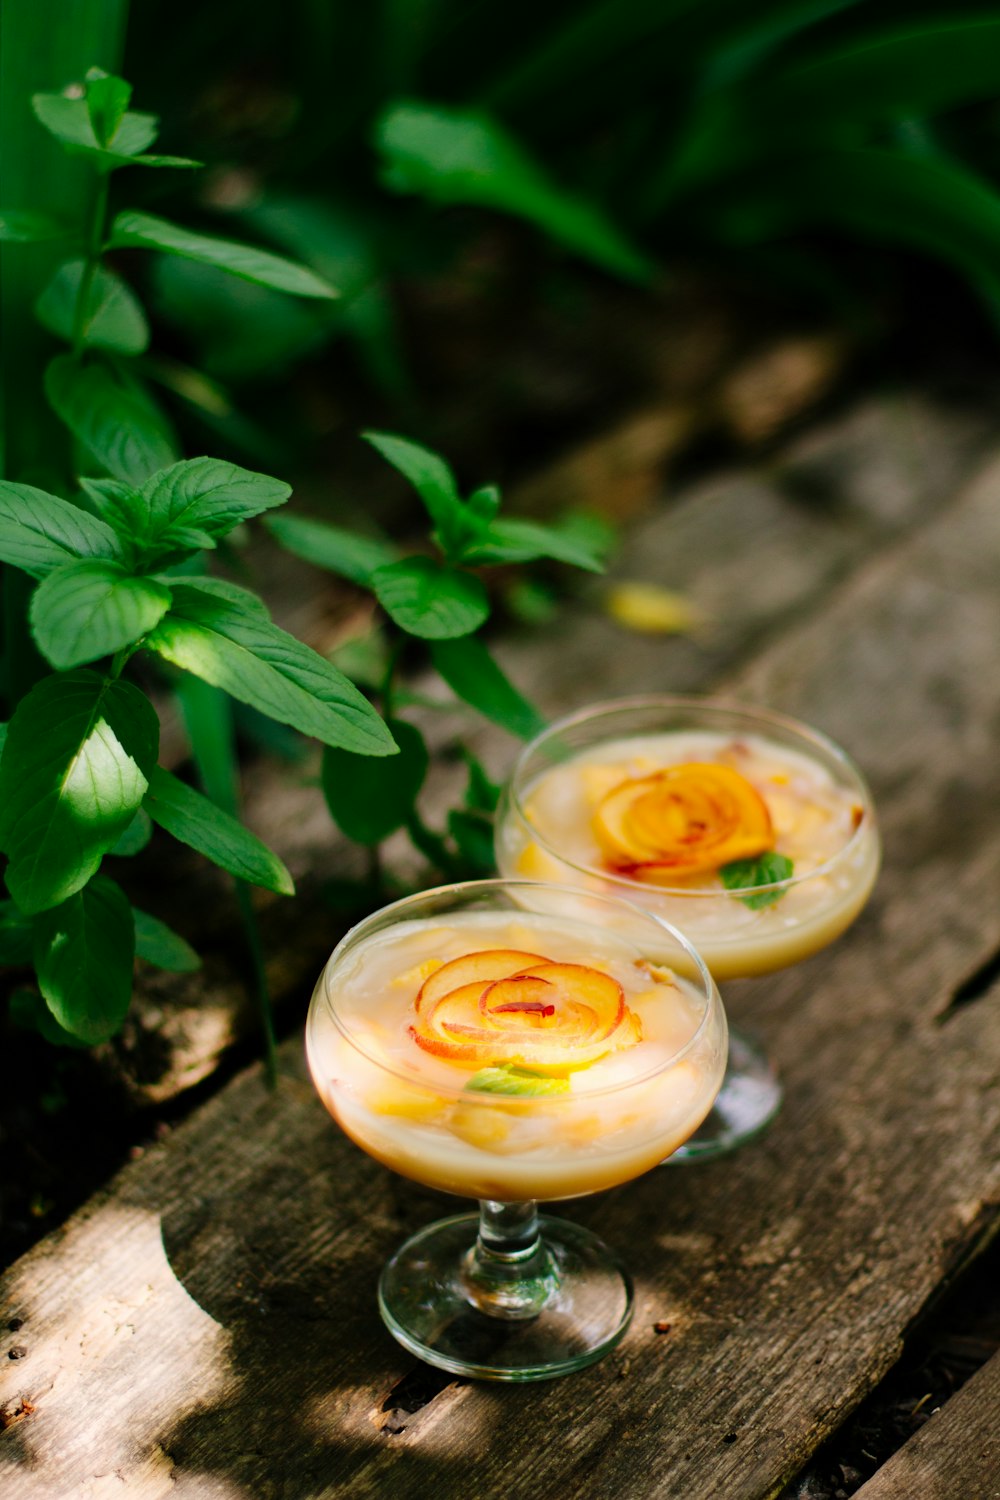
[514,841,567,881]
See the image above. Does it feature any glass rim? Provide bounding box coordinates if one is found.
[505,693,878,898]
[309,876,721,1102]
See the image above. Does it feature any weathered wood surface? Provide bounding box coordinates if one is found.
[3,400,1000,1499]
[852,1350,1000,1500]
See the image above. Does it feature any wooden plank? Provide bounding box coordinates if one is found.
[852,1351,1000,1500]
[3,423,1000,1500]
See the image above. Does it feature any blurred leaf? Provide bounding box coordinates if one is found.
[8,987,90,1048]
[504,576,558,626]
[0,901,33,965]
[0,671,158,914]
[45,354,178,484]
[30,560,172,669]
[459,516,605,572]
[603,581,703,634]
[460,748,502,813]
[0,481,124,578]
[447,807,495,875]
[719,148,1000,285]
[146,581,396,755]
[322,717,428,844]
[33,876,134,1042]
[373,557,490,638]
[133,908,201,971]
[36,259,150,354]
[149,255,331,381]
[467,485,501,526]
[83,66,131,146]
[363,430,469,554]
[377,102,652,283]
[265,511,398,586]
[430,636,544,740]
[144,766,294,895]
[30,89,197,171]
[109,807,153,857]
[328,625,390,688]
[761,18,1000,131]
[110,211,339,298]
[0,210,71,242]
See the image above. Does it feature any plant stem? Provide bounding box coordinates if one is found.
[71,170,110,353]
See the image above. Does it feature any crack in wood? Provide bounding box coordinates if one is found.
[376,1365,462,1435]
[937,945,1000,1024]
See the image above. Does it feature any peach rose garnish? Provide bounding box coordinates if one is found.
[593,762,774,881]
[410,949,641,1073]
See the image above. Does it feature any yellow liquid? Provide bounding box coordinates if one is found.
[307,911,726,1201]
[496,730,880,981]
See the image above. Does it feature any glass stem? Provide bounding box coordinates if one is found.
[461,1200,559,1321]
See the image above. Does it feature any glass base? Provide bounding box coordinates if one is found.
[667,1028,781,1163]
[378,1211,633,1381]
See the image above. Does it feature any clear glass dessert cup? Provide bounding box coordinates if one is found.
[494,696,881,1161]
[306,878,726,1381]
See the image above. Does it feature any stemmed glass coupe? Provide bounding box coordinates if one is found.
[306,878,726,1380]
[494,696,880,1160]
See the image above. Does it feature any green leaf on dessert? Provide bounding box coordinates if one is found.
[720,850,794,909]
[465,1065,570,1096]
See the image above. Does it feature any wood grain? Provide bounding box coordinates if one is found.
[852,1352,1000,1500]
[2,405,1000,1500]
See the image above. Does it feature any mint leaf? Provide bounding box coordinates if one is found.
[77,477,145,536]
[133,908,201,972]
[135,457,290,562]
[45,355,178,485]
[466,485,501,526]
[31,91,159,168]
[143,766,294,896]
[466,1065,570,1096]
[459,516,606,572]
[461,748,502,813]
[430,636,545,740]
[145,581,396,756]
[720,851,795,909]
[0,211,70,243]
[265,512,398,586]
[30,561,172,669]
[33,876,134,1042]
[363,431,470,556]
[9,987,91,1048]
[109,808,153,857]
[36,260,150,354]
[372,557,489,639]
[0,672,158,914]
[0,481,124,578]
[376,104,652,283]
[84,68,132,147]
[322,718,428,845]
[108,211,338,299]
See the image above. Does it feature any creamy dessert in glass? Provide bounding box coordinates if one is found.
[494,697,880,1159]
[306,878,726,1380]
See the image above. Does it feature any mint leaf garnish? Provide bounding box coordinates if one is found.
[720,851,794,909]
[466,1065,569,1096]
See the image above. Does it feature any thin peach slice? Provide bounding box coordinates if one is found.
[593,762,774,877]
[414,948,547,1015]
[510,963,626,1041]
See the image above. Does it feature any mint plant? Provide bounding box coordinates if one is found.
[268,431,607,882]
[0,67,396,1062]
